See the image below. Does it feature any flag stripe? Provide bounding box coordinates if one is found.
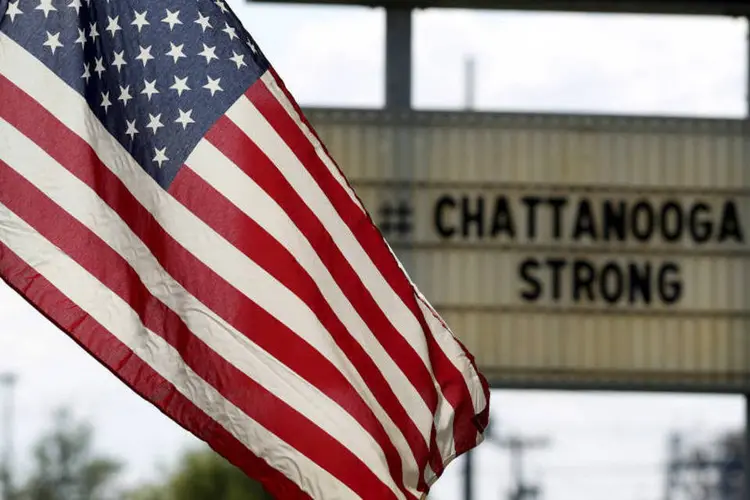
[0,84,411,498]
[0,246,313,500]
[0,203,356,500]
[171,162,425,491]
[184,132,435,437]
[259,72,489,433]
[193,121,440,463]
[0,137,405,499]
[265,67,365,215]
[247,77,486,461]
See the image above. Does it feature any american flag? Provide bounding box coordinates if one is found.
[0,0,490,498]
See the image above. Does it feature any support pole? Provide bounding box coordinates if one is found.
[464,450,474,500]
[385,7,412,110]
[745,17,750,500]
[745,393,750,500]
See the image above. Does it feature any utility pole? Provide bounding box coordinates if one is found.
[464,56,476,110]
[0,373,17,500]
[499,435,550,500]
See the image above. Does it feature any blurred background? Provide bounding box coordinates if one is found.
[4,0,750,499]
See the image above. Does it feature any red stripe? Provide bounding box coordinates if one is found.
[0,79,404,499]
[203,114,445,474]
[171,166,427,492]
[251,75,490,455]
[0,159,400,500]
[0,238,310,500]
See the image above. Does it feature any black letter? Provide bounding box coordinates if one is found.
[546,258,567,301]
[602,200,627,241]
[627,262,652,304]
[434,195,456,239]
[548,197,567,239]
[572,260,595,302]
[718,200,744,243]
[572,198,598,241]
[522,196,541,240]
[461,196,484,238]
[631,201,655,242]
[490,196,516,239]
[519,259,542,301]
[658,262,682,304]
[688,202,712,243]
[660,201,683,242]
[599,262,624,304]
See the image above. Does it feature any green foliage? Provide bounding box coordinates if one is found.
[15,408,122,500]
[125,447,273,500]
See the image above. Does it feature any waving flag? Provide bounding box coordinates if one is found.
[0,0,489,498]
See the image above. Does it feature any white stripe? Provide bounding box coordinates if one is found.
[0,116,406,499]
[0,37,407,499]
[224,95,462,453]
[264,72,489,427]
[259,72,365,213]
[0,202,355,500]
[187,139,433,472]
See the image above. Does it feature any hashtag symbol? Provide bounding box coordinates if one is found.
[378,200,413,238]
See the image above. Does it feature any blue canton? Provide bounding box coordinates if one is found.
[0,0,270,188]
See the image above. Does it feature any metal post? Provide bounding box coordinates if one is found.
[385,7,412,110]
[464,56,476,110]
[463,450,474,500]
[0,373,16,500]
[745,394,750,500]
[745,18,750,500]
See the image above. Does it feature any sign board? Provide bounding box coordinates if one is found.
[305,108,750,392]
[247,0,750,16]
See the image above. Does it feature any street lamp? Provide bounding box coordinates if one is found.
[0,373,17,500]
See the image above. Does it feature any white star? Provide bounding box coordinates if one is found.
[74,28,86,48]
[111,50,127,72]
[42,31,63,55]
[81,63,91,83]
[105,16,121,37]
[93,57,105,77]
[88,22,99,42]
[153,147,169,168]
[5,1,22,22]
[68,0,82,13]
[125,120,138,140]
[131,10,149,32]
[161,9,182,30]
[135,45,154,66]
[170,76,190,96]
[246,39,258,54]
[100,92,112,113]
[165,42,186,64]
[118,85,132,106]
[203,76,223,96]
[146,113,164,134]
[35,0,56,18]
[174,109,195,129]
[194,12,211,32]
[221,22,237,40]
[229,51,246,69]
[197,44,218,64]
[215,0,228,13]
[141,79,159,100]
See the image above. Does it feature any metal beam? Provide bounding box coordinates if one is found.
[385,7,412,110]
[246,0,750,17]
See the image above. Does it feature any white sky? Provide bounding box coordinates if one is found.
[1,2,749,500]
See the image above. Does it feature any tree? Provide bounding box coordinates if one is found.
[15,408,122,500]
[126,447,273,500]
